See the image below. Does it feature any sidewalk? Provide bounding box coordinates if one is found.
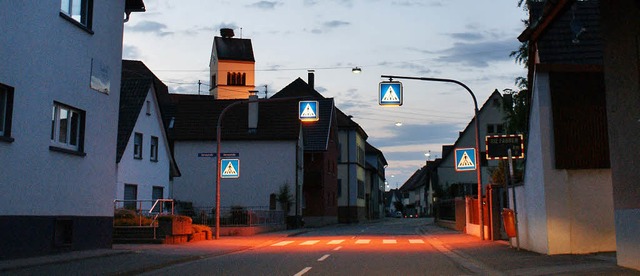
[418,223,639,275]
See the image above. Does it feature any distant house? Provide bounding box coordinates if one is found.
[516,0,615,256]
[271,78,340,227]
[384,189,403,216]
[209,28,255,99]
[0,0,145,259]
[116,60,180,212]
[365,142,387,219]
[400,163,428,217]
[167,94,304,217]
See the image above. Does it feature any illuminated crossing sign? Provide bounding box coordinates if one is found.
[378,81,403,106]
[299,101,319,122]
[221,159,240,178]
[454,148,476,172]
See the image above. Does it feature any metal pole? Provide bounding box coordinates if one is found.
[508,149,520,250]
[215,96,306,239]
[381,75,484,240]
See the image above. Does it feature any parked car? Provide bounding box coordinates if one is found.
[404,209,419,218]
[394,211,403,218]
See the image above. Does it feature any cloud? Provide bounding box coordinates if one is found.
[122,45,141,59]
[435,39,519,68]
[371,123,461,148]
[308,20,351,34]
[127,20,173,36]
[449,32,485,41]
[246,1,282,9]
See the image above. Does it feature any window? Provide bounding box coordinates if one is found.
[210,74,217,88]
[124,184,137,210]
[51,102,85,154]
[0,83,14,142]
[337,179,342,197]
[357,180,365,199]
[226,72,246,86]
[60,0,93,30]
[146,101,151,115]
[133,133,143,159]
[152,186,164,212]
[150,136,158,161]
[487,124,504,135]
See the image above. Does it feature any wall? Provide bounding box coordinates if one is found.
[601,0,640,270]
[0,0,126,258]
[172,140,298,209]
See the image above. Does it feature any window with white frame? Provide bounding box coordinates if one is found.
[60,0,93,30]
[0,83,14,142]
[134,132,143,159]
[150,136,158,161]
[51,102,85,153]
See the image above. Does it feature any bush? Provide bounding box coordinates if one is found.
[192,224,211,233]
[113,209,154,226]
[158,215,192,223]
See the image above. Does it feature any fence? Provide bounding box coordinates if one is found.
[189,206,285,227]
[113,199,174,226]
[435,199,456,221]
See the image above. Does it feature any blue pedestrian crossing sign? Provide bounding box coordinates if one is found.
[454,148,476,172]
[221,159,240,178]
[379,81,403,106]
[299,101,319,122]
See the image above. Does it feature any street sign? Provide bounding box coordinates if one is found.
[220,159,240,178]
[455,148,476,171]
[198,152,239,158]
[378,81,403,106]
[299,100,319,122]
[485,134,525,160]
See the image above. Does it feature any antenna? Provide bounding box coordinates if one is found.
[240,27,243,38]
[264,85,268,98]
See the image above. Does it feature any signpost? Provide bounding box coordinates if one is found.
[198,152,239,158]
[378,81,403,106]
[485,134,524,160]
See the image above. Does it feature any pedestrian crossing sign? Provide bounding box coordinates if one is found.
[299,101,319,122]
[454,148,476,172]
[221,159,240,178]
[379,81,403,106]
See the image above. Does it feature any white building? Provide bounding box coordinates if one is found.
[0,0,145,259]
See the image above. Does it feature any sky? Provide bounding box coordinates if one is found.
[122,0,528,189]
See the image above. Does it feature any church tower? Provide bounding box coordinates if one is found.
[209,28,255,99]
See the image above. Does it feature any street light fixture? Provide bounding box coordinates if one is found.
[380,74,485,240]
[352,67,362,73]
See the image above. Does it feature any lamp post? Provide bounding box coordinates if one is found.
[214,96,305,239]
[380,75,485,240]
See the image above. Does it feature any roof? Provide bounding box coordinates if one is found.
[118,60,180,176]
[125,0,146,13]
[400,159,441,192]
[366,142,388,167]
[213,37,255,62]
[168,95,301,141]
[519,0,602,65]
[272,78,337,151]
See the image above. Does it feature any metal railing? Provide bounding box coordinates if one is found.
[113,199,175,226]
[189,206,285,227]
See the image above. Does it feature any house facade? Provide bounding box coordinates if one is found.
[336,109,369,223]
[0,0,145,259]
[517,0,639,269]
[365,142,387,220]
[167,95,304,217]
[116,60,179,212]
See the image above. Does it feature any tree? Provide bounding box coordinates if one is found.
[277,183,293,214]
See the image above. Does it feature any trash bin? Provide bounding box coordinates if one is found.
[502,208,517,238]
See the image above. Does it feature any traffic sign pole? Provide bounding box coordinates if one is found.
[380,74,485,240]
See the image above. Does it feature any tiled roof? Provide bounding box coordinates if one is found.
[168,95,301,141]
[214,37,255,62]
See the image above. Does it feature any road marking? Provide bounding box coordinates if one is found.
[327,239,344,245]
[382,239,397,244]
[300,240,320,245]
[333,246,342,251]
[318,254,330,261]
[271,241,294,246]
[409,239,425,244]
[355,239,370,244]
[294,267,312,276]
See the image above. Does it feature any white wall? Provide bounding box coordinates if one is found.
[116,87,172,211]
[172,140,298,209]
[520,71,616,255]
[0,0,124,217]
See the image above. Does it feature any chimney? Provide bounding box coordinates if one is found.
[248,90,259,130]
[308,70,315,88]
[220,28,234,38]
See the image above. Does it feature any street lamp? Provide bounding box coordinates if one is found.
[380,74,485,240]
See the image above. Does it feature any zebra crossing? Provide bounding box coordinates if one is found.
[271,238,426,247]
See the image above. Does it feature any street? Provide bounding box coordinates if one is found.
[2,218,637,275]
